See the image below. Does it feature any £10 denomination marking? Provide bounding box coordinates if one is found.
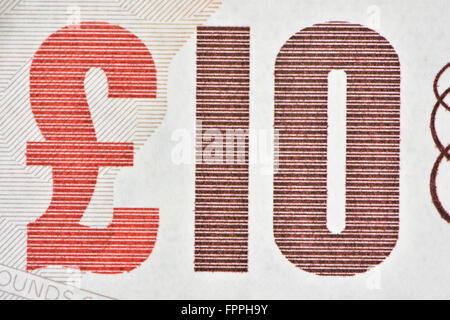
[25,20,404,277]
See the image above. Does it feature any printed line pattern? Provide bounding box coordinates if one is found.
[26,142,134,166]
[26,22,158,274]
[274,22,400,276]
[28,208,158,273]
[120,0,221,23]
[0,0,222,297]
[195,26,250,272]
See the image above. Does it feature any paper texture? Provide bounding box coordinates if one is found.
[0,0,449,299]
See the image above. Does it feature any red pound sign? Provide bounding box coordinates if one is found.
[26,22,158,274]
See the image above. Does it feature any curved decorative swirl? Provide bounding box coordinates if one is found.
[430,63,450,222]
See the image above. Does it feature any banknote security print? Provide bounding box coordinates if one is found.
[0,0,448,300]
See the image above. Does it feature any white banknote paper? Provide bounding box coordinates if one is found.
[0,0,449,300]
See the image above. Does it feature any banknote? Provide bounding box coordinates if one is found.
[0,0,449,302]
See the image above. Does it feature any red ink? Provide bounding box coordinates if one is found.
[27,22,159,274]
